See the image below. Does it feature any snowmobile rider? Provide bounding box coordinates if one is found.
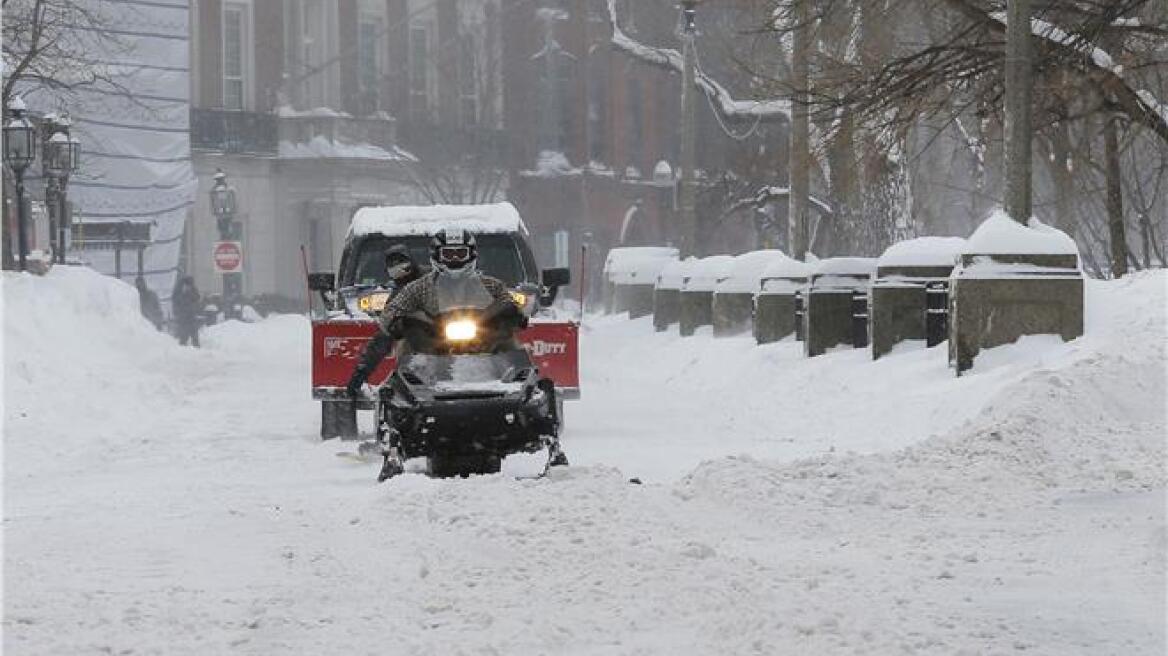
[345,228,524,398]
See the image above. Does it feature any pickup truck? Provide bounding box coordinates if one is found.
[307,202,578,439]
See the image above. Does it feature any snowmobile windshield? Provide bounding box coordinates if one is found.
[351,234,529,287]
[434,273,494,313]
[397,350,532,393]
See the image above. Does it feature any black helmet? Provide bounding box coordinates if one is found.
[430,228,478,274]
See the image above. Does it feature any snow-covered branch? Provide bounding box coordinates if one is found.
[604,0,789,120]
[979,8,1168,143]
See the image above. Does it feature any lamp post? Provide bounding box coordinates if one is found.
[678,0,698,257]
[43,113,81,264]
[4,97,38,271]
[210,169,242,318]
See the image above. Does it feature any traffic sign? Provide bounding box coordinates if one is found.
[213,241,243,273]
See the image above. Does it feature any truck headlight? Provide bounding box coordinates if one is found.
[444,319,478,342]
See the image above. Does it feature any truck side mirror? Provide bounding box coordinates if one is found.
[542,267,570,288]
[539,268,570,307]
[308,272,335,292]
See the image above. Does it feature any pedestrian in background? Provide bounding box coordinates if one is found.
[135,276,164,330]
[172,276,203,347]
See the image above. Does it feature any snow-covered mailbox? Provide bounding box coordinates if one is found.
[754,255,813,345]
[949,212,1083,374]
[870,237,966,360]
[803,257,876,357]
[680,255,735,337]
[712,250,791,337]
[603,247,679,317]
[653,257,699,332]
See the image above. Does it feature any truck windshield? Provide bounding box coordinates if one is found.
[351,234,527,287]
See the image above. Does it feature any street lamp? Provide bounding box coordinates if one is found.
[210,169,237,239]
[44,114,81,263]
[4,97,38,271]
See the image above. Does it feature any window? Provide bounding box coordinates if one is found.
[459,37,478,127]
[358,15,384,114]
[409,25,430,120]
[222,3,250,110]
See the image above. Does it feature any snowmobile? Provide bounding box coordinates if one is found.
[372,274,565,480]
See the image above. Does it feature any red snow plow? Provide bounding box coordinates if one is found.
[307,203,578,439]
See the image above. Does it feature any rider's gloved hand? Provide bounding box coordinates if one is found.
[345,375,364,399]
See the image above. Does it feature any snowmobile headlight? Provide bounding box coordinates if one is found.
[444,319,478,342]
[358,292,390,313]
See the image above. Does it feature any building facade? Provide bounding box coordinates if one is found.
[187,0,506,303]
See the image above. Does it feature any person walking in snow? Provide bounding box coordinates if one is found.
[172,276,203,348]
[135,276,164,331]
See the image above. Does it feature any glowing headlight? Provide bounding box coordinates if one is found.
[444,319,478,342]
[357,292,390,313]
[509,291,527,307]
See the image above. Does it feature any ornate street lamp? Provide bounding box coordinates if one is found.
[44,114,81,263]
[210,169,237,238]
[4,97,38,271]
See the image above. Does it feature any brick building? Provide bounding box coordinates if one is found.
[501,0,787,291]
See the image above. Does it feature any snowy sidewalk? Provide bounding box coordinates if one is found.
[3,268,1164,654]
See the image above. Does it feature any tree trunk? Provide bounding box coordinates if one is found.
[1049,122,1076,239]
[1004,0,1033,224]
[788,0,811,260]
[1103,116,1128,278]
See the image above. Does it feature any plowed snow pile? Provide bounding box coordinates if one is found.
[3,266,1165,655]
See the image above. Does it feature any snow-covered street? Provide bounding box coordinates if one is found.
[3,268,1165,655]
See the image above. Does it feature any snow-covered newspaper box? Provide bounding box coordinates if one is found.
[754,255,814,344]
[712,250,791,337]
[308,202,578,438]
[603,247,679,318]
[679,255,735,337]
[948,211,1083,374]
[653,257,699,331]
[870,237,966,360]
[803,257,877,357]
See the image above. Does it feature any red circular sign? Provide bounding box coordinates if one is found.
[213,241,243,272]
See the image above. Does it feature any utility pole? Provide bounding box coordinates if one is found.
[678,1,699,257]
[1004,0,1033,224]
[788,0,811,260]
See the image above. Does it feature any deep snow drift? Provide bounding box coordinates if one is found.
[3,267,1165,655]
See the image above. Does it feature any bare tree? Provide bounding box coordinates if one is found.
[2,0,131,109]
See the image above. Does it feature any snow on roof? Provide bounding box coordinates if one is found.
[878,237,967,269]
[349,202,527,238]
[657,256,702,290]
[604,247,679,284]
[715,250,795,293]
[682,255,736,292]
[963,210,1078,256]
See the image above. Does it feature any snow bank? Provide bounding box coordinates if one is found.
[964,210,1079,256]
[714,250,794,294]
[682,255,735,292]
[349,202,527,238]
[603,247,679,285]
[656,256,701,290]
[877,236,966,269]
